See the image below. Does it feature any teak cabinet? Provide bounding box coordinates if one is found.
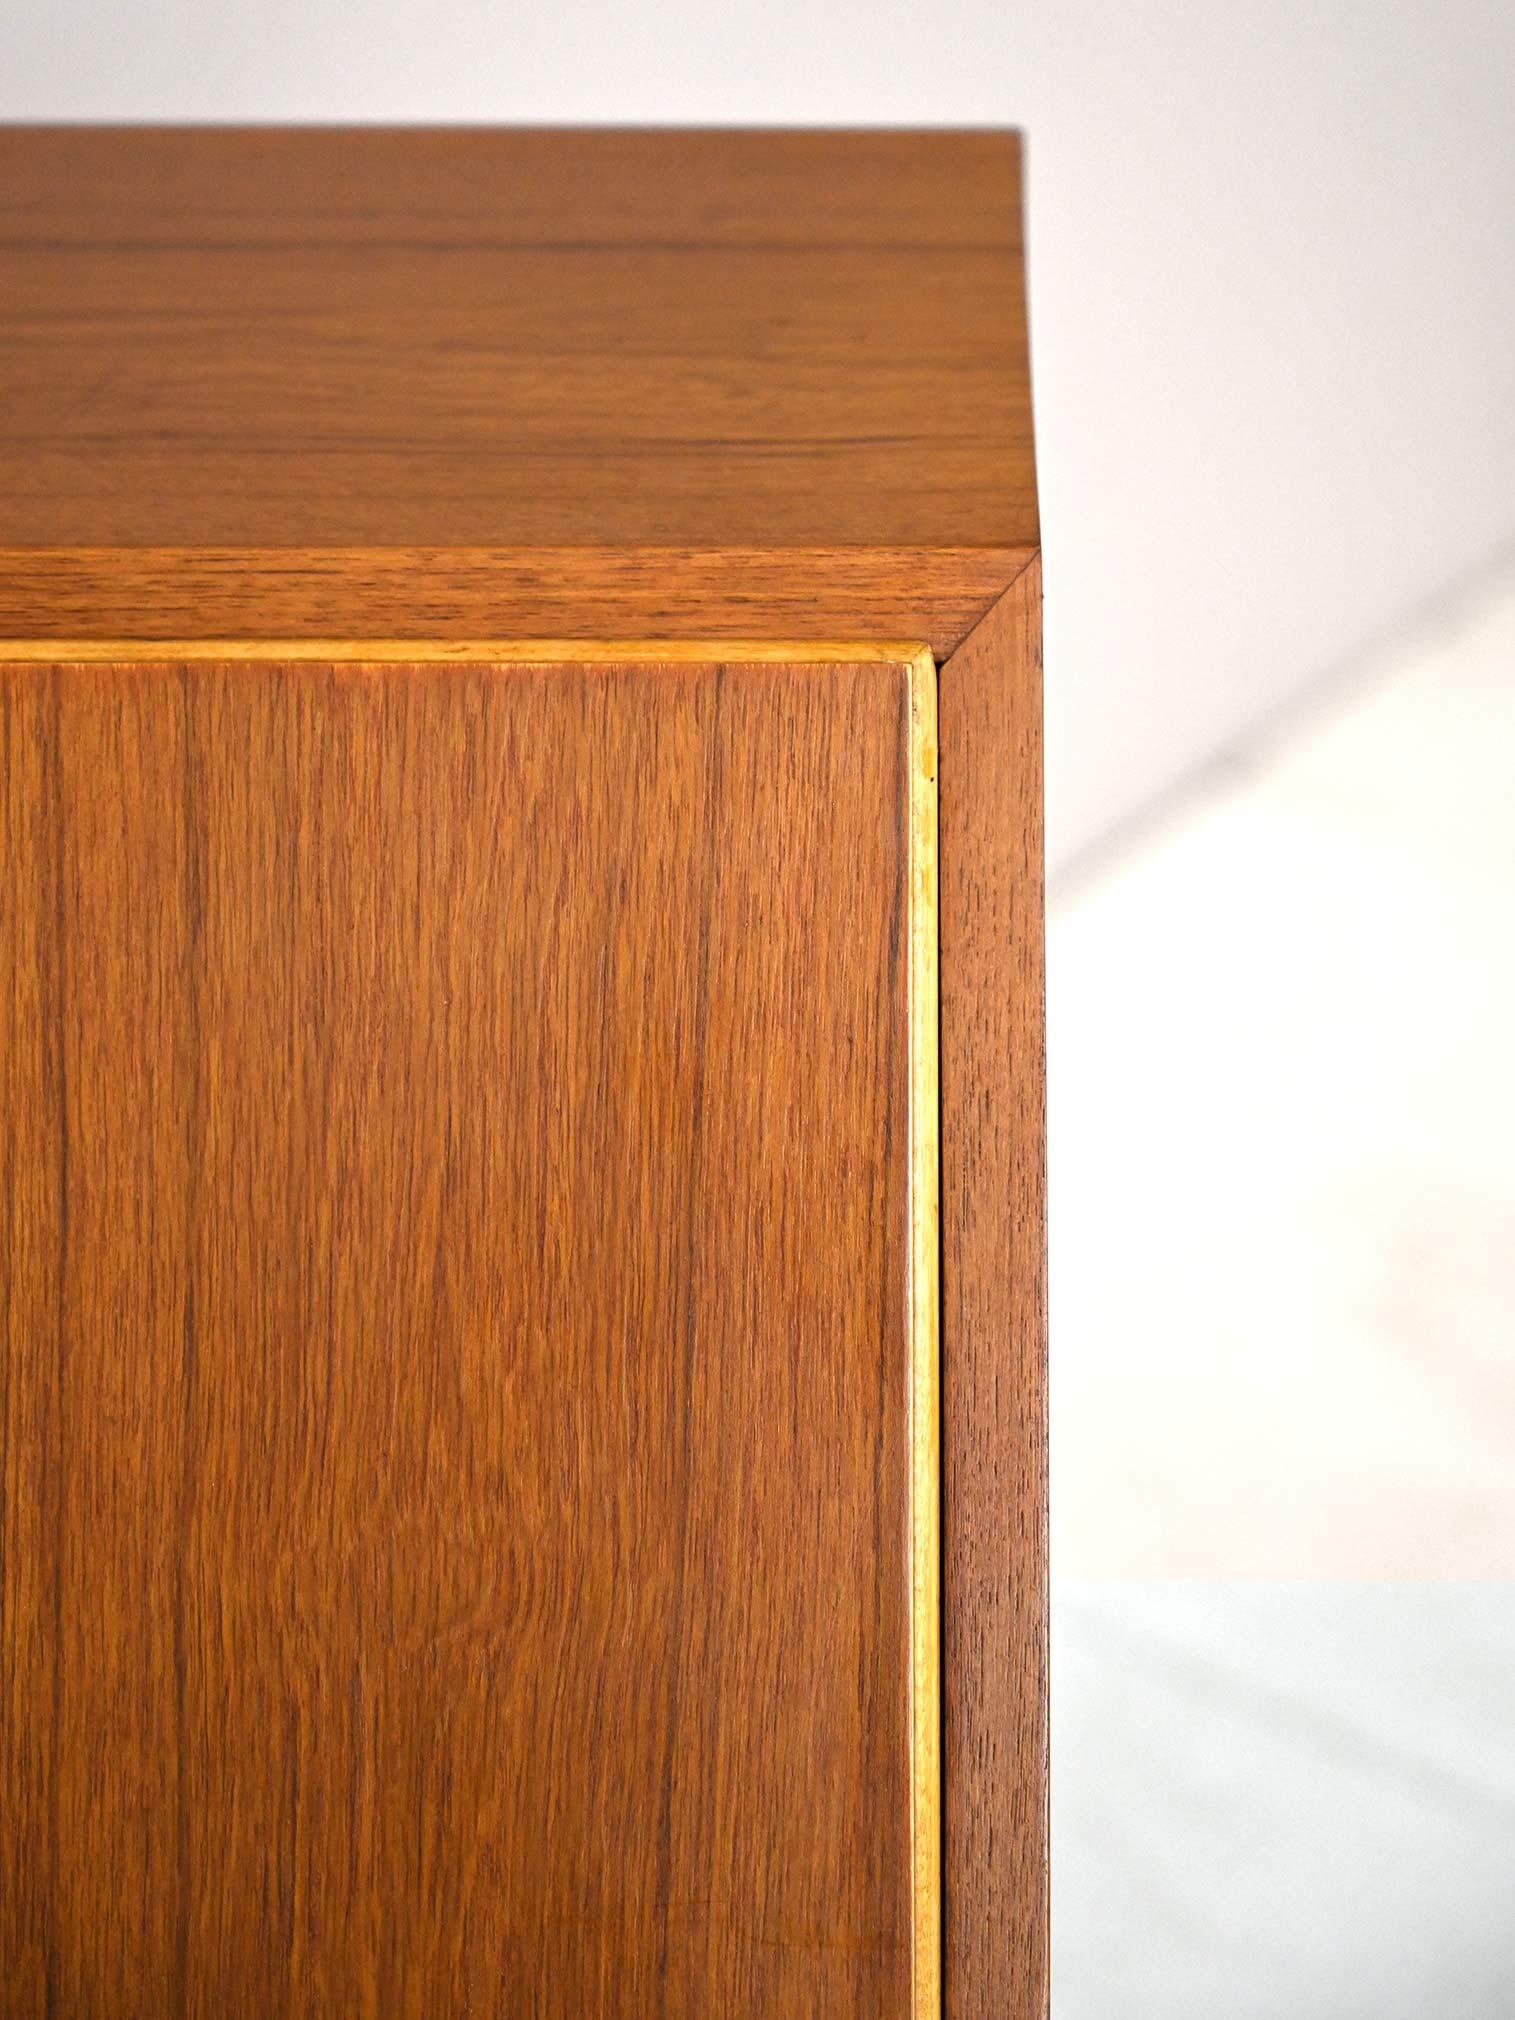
[0,129,1045,2020]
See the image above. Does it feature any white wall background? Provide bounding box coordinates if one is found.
[4,0,1513,866]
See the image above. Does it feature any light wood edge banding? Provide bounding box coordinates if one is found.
[906,644,942,2020]
[0,638,933,665]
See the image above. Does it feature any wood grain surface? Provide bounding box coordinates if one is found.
[937,561,1048,2020]
[0,127,1034,642]
[0,646,938,2020]
[0,547,1028,661]
[0,126,1024,250]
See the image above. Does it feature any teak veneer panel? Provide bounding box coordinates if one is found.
[0,127,1034,642]
[0,645,940,2020]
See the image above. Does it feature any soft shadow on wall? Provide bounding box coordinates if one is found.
[1049,558,1515,2019]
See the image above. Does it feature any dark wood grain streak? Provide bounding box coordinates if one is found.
[937,559,1048,2020]
[0,546,1029,661]
[0,652,923,2020]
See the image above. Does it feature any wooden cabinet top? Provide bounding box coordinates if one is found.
[0,127,1036,650]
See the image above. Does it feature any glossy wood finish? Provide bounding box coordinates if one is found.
[0,127,1035,643]
[938,561,1048,2020]
[0,645,939,2020]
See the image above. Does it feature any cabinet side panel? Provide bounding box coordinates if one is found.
[937,562,1048,2020]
